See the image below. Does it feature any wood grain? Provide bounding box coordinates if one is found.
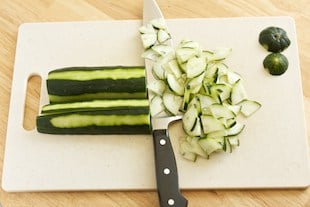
[0,0,309,206]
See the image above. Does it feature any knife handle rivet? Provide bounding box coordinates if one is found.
[167,198,175,206]
[163,168,170,175]
[159,139,166,145]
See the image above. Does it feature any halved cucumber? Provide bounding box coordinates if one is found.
[47,66,146,103]
[37,107,150,135]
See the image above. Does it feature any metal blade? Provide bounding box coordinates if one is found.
[143,0,175,130]
[143,0,164,24]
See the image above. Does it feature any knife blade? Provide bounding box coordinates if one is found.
[143,0,188,207]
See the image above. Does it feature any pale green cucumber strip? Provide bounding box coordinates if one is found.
[49,92,147,103]
[51,114,150,128]
[42,99,149,112]
[48,68,145,80]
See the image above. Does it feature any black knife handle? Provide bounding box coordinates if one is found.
[153,129,188,207]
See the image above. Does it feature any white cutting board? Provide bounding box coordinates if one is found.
[2,17,310,192]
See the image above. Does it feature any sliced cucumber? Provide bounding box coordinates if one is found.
[210,47,232,61]
[142,49,160,61]
[228,136,240,147]
[152,62,165,80]
[226,122,245,136]
[238,99,261,117]
[152,45,174,56]
[210,84,231,103]
[162,91,183,115]
[223,102,241,116]
[185,57,206,78]
[200,115,226,134]
[166,73,185,96]
[186,136,207,158]
[176,47,198,63]
[182,104,200,136]
[224,137,232,153]
[199,138,223,155]
[151,18,167,30]
[147,79,166,95]
[141,33,157,49]
[208,104,235,119]
[163,59,182,78]
[157,29,171,43]
[179,140,197,162]
[198,95,216,110]
[140,19,261,161]
[231,79,247,105]
[139,23,156,34]
[226,71,242,84]
[150,96,165,117]
[187,72,205,94]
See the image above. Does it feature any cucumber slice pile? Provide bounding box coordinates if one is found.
[140,19,262,162]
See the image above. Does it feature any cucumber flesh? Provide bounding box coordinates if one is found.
[200,115,226,134]
[41,99,149,114]
[150,96,165,117]
[147,79,166,96]
[157,29,171,43]
[185,57,206,78]
[37,108,150,135]
[162,91,183,115]
[166,74,185,96]
[141,33,157,49]
[238,100,262,117]
[176,48,197,63]
[198,138,223,155]
[182,105,199,136]
[231,79,247,105]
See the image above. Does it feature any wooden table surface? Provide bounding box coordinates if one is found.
[0,0,310,206]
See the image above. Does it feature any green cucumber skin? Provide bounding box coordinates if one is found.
[48,92,146,103]
[41,106,150,115]
[47,78,146,96]
[48,66,145,73]
[41,99,149,115]
[37,108,151,135]
[47,66,147,101]
[37,125,151,135]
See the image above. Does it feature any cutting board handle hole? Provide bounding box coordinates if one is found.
[23,75,42,131]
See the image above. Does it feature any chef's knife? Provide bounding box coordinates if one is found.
[143,0,188,206]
